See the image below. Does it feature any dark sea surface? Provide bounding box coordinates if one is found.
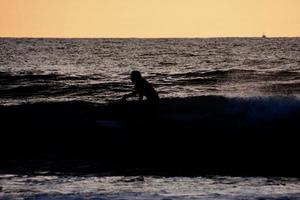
[1,38,300,200]
[1,38,300,105]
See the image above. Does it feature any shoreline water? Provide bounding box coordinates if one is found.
[2,174,300,200]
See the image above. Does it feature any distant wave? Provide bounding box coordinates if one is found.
[0,71,102,82]
[169,69,300,79]
[168,69,256,78]
[0,71,129,102]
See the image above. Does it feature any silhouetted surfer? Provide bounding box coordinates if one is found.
[122,71,159,129]
[122,71,159,107]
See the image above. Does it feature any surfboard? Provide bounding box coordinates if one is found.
[96,120,125,130]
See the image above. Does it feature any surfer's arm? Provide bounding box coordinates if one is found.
[122,91,137,101]
[139,94,143,101]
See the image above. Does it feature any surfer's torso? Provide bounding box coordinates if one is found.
[134,79,159,103]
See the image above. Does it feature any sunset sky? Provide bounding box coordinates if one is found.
[1,0,300,38]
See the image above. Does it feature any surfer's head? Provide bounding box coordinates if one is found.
[130,71,142,83]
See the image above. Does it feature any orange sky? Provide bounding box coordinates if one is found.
[1,0,300,38]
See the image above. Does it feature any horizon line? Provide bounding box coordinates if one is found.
[1,36,300,39]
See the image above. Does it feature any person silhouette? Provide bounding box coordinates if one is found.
[122,71,159,106]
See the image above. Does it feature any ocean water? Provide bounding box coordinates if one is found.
[1,174,300,200]
[1,38,300,105]
[1,38,300,199]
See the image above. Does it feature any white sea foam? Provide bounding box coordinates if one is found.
[1,175,300,200]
